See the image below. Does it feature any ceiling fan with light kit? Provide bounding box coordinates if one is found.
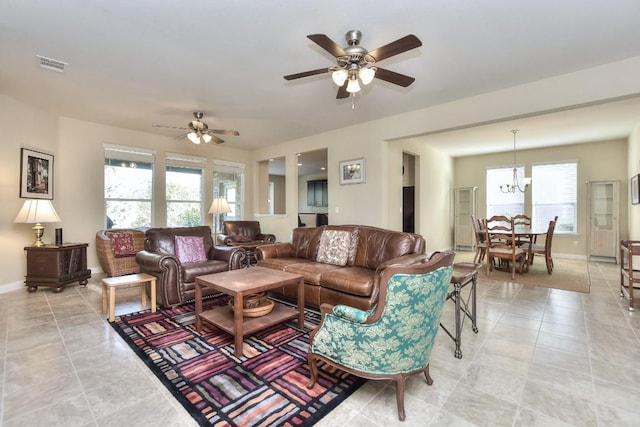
[153,111,239,145]
[284,30,422,100]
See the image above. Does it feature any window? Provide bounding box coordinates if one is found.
[166,154,205,227]
[213,160,245,221]
[104,145,154,229]
[532,162,577,233]
[486,166,525,218]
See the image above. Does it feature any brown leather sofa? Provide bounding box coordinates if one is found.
[136,226,245,307]
[255,225,426,310]
[217,221,276,245]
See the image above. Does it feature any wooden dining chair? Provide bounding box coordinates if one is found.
[484,215,527,280]
[471,215,487,264]
[529,216,558,274]
[512,214,533,247]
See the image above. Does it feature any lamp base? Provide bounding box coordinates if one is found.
[32,223,45,247]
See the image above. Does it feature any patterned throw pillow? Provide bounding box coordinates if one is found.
[174,236,207,264]
[106,231,136,258]
[316,230,351,266]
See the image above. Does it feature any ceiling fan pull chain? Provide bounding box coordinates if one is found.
[351,93,356,110]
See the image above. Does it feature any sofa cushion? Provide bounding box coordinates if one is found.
[182,259,230,282]
[320,266,375,297]
[258,257,307,271]
[106,231,136,258]
[291,227,324,260]
[174,236,207,264]
[284,261,344,287]
[316,230,351,266]
[354,227,415,270]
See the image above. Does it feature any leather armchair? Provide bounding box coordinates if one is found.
[307,250,455,421]
[136,226,245,307]
[217,221,276,246]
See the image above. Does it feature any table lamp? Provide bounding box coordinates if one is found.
[208,197,231,236]
[14,199,61,247]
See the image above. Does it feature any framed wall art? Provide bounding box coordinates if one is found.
[339,158,365,185]
[20,148,54,199]
[632,174,639,205]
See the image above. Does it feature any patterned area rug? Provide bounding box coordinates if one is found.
[110,295,366,426]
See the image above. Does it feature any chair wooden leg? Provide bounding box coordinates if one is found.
[395,376,407,421]
[423,364,433,386]
[545,255,553,274]
[306,354,318,389]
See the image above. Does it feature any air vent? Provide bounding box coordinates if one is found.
[36,55,67,72]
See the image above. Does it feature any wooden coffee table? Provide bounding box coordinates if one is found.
[195,267,304,357]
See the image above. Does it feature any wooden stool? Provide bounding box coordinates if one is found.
[101,273,157,321]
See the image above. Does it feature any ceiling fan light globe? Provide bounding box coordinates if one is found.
[359,67,376,85]
[331,69,348,86]
[202,134,212,144]
[187,132,200,144]
[346,77,361,93]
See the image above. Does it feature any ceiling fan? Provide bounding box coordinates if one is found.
[153,111,239,145]
[284,30,422,99]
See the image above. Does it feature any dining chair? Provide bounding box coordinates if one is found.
[512,214,533,247]
[471,215,487,264]
[529,216,557,274]
[484,215,527,280]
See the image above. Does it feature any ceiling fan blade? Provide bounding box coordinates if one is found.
[336,82,349,99]
[209,129,239,136]
[153,124,188,131]
[307,34,346,57]
[210,134,225,144]
[173,132,189,140]
[368,35,422,62]
[374,67,416,87]
[284,68,330,81]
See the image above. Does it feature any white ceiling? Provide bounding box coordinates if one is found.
[2,1,640,157]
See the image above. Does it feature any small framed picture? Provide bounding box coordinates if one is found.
[20,148,54,199]
[632,174,640,205]
[339,158,365,185]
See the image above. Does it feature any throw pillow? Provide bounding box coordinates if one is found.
[174,235,207,264]
[316,229,351,266]
[106,231,136,258]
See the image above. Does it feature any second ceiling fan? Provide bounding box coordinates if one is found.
[284,30,422,99]
[153,112,239,145]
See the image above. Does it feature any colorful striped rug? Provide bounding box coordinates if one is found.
[109,295,366,426]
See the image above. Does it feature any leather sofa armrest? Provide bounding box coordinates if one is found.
[136,250,179,272]
[256,233,276,243]
[211,245,246,270]
[255,242,293,260]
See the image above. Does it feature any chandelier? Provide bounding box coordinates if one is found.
[500,130,531,193]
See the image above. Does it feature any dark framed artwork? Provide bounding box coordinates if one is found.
[632,174,640,205]
[339,158,365,185]
[20,148,54,199]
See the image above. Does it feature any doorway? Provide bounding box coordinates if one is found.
[402,152,416,233]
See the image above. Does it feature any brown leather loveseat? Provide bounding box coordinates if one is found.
[255,225,426,310]
[136,226,245,307]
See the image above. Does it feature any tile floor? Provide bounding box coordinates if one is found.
[1,256,639,426]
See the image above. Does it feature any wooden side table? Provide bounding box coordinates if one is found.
[24,243,91,293]
[101,273,157,321]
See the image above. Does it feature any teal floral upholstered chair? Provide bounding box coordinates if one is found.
[307,250,455,421]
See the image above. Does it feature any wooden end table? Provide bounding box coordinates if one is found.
[195,267,304,357]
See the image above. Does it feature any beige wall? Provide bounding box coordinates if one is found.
[454,139,629,258]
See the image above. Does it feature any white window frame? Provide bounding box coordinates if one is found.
[104,144,155,229]
[165,153,206,227]
[213,159,245,221]
[531,161,577,234]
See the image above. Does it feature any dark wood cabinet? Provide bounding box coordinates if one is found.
[307,179,328,207]
[24,243,91,293]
